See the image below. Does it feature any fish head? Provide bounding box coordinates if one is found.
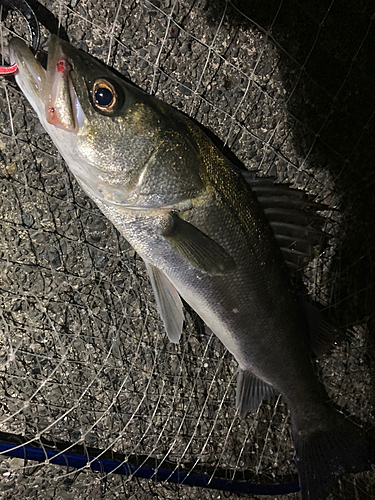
[9,35,205,209]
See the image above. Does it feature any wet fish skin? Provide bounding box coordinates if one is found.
[9,35,370,500]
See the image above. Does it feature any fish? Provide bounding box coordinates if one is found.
[9,35,371,499]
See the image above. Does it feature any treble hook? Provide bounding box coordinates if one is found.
[0,0,40,74]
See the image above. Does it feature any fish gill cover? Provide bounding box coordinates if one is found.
[0,0,374,499]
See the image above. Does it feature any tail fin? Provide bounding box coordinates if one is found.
[292,416,370,500]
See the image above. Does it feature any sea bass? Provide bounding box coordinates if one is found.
[9,35,370,499]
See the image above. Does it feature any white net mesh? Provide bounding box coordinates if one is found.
[0,0,374,498]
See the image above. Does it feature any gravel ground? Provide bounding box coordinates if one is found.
[0,0,374,499]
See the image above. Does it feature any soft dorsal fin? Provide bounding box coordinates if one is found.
[145,262,184,343]
[304,301,341,357]
[242,172,328,274]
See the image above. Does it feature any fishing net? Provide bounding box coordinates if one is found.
[0,0,374,498]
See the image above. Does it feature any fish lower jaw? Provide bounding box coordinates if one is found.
[14,71,44,114]
[10,46,46,106]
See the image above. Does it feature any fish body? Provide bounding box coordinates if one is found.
[9,36,370,499]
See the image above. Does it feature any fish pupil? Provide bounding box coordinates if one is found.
[95,87,113,106]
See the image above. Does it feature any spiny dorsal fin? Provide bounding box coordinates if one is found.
[242,171,329,275]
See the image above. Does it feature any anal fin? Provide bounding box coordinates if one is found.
[236,369,277,418]
[145,262,184,343]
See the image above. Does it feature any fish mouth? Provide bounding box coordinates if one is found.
[9,36,82,134]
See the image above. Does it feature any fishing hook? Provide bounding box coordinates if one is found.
[0,0,40,74]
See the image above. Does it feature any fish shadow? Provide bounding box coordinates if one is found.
[204,0,375,407]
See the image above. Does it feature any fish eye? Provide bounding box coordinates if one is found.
[92,79,118,113]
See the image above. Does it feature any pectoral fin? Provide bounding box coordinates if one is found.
[236,369,277,417]
[163,214,235,275]
[145,262,184,343]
